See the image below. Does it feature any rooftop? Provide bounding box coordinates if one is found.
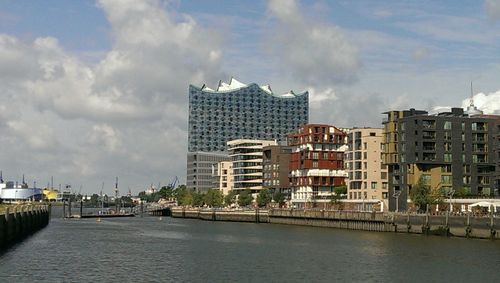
[192,77,307,98]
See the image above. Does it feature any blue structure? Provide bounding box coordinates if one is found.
[188,78,309,152]
[186,78,309,192]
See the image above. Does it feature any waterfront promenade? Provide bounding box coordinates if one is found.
[171,207,500,240]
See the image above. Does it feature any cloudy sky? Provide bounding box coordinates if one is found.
[1,0,500,194]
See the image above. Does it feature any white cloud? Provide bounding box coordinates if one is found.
[485,0,500,20]
[462,91,500,114]
[0,0,223,192]
[412,47,430,61]
[266,0,360,86]
[87,124,122,152]
[308,87,337,109]
[6,120,58,150]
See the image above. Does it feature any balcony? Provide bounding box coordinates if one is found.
[422,131,436,140]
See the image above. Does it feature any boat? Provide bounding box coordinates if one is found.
[0,172,43,202]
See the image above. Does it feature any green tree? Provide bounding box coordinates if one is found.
[204,189,223,207]
[224,191,237,206]
[409,176,441,212]
[159,186,174,198]
[238,190,253,207]
[192,192,205,206]
[334,185,347,197]
[176,188,193,206]
[256,189,272,207]
[273,191,286,207]
[90,193,100,206]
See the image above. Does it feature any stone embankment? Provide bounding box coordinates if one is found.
[0,205,51,250]
[171,207,500,240]
[172,207,268,223]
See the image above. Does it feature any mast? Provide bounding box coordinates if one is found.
[115,177,119,213]
[470,81,474,107]
[101,182,104,212]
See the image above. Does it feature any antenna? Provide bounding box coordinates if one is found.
[470,81,474,107]
[0,170,3,183]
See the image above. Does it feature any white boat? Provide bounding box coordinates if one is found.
[0,173,43,202]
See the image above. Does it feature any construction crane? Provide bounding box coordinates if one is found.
[170,176,179,189]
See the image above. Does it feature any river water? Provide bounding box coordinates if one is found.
[1,209,500,282]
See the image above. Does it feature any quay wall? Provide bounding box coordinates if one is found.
[0,205,51,251]
[171,207,500,240]
[171,208,268,223]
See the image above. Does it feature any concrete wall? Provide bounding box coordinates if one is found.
[171,208,268,223]
[392,212,499,239]
[170,207,500,240]
[0,205,51,251]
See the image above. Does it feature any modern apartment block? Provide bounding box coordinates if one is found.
[212,161,233,196]
[186,152,230,193]
[383,106,500,211]
[262,145,292,196]
[228,139,277,193]
[288,124,348,208]
[345,128,388,211]
[186,78,308,191]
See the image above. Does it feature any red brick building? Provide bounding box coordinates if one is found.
[288,124,348,208]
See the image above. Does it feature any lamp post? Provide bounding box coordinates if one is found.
[447,189,455,212]
[393,190,402,213]
[33,181,36,202]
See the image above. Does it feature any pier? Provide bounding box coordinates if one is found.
[0,204,51,251]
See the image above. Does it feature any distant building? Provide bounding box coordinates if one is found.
[228,139,277,194]
[188,78,308,152]
[186,78,308,192]
[288,124,348,208]
[187,151,230,193]
[345,128,388,211]
[262,145,292,198]
[383,106,500,211]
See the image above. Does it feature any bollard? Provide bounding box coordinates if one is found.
[63,201,66,218]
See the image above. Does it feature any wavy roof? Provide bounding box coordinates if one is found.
[193,77,307,98]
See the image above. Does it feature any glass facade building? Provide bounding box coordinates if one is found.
[188,78,309,152]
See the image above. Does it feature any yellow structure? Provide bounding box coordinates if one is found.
[43,188,59,201]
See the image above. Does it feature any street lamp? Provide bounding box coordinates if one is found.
[446,189,455,212]
[33,181,36,202]
[393,190,402,213]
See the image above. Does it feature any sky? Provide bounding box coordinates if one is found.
[1,0,500,195]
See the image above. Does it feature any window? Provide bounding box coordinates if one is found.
[363,152,367,159]
[363,172,367,179]
[441,165,452,173]
[463,165,470,174]
[312,152,319,159]
[312,161,318,168]
[363,142,367,149]
[441,175,452,184]
[444,153,452,162]
[444,121,452,130]
[444,132,452,140]
[382,182,388,189]
[381,172,387,179]
[371,182,377,189]
[323,152,329,159]
[444,143,451,152]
